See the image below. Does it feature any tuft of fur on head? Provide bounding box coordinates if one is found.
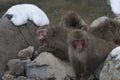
[60,11,88,30]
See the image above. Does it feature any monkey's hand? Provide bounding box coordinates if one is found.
[110,46,120,60]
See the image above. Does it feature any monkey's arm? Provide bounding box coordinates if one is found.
[38,45,68,60]
[76,64,91,80]
[38,46,54,54]
[37,39,56,53]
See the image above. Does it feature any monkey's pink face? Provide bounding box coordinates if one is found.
[37,29,48,46]
[73,38,84,50]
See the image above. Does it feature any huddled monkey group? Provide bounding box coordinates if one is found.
[36,11,120,80]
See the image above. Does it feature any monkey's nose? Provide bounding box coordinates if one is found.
[38,36,45,40]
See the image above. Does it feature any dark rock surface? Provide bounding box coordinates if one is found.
[0,16,40,78]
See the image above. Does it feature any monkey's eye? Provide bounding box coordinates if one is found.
[40,30,44,33]
[39,29,47,34]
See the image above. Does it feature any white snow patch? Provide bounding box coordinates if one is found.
[4,4,50,26]
[109,0,120,16]
[111,46,120,60]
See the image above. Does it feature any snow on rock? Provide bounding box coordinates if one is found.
[4,4,50,26]
[109,0,120,16]
[111,46,120,60]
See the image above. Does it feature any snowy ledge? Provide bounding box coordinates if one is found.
[109,0,120,16]
[4,4,50,26]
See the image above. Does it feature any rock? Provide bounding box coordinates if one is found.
[31,50,39,60]
[89,16,110,28]
[17,46,34,60]
[26,52,75,80]
[15,76,27,80]
[0,16,40,78]
[7,59,24,76]
[100,54,120,80]
[2,71,14,80]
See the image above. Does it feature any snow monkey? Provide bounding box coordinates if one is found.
[37,11,88,60]
[59,11,88,30]
[67,29,117,80]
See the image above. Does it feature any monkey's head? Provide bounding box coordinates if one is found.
[60,11,88,30]
[37,26,63,47]
[64,11,80,28]
[37,27,48,46]
[68,29,88,51]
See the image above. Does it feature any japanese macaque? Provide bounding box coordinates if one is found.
[59,11,88,30]
[37,11,88,60]
[37,26,70,60]
[67,29,117,80]
[89,17,120,45]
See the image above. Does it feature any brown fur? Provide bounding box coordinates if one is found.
[59,11,88,30]
[37,11,88,60]
[89,19,120,45]
[68,29,117,80]
[37,26,70,60]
